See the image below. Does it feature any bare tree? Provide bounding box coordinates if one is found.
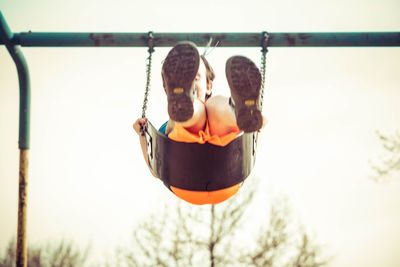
[113,183,255,267]
[0,240,15,267]
[114,182,328,267]
[239,199,329,267]
[0,239,89,267]
[239,202,289,267]
[371,130,400,181]
[288,233,329,267]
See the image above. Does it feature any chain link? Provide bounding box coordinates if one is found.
[260,31,269,112]
[141,32,155,118]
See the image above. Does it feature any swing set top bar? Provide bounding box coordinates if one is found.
[2,31,400,47]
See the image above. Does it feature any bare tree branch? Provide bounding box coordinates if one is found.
[288,233,330,267]
[371,130,400,181]
[115,181,329,267]
[0,239,88,267]
[239,201,289,267]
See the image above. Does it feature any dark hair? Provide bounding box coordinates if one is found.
[200,55,215,100]
[200,55,215,83]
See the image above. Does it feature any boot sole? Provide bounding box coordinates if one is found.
[226,56,262,132]
[162,42,200,122]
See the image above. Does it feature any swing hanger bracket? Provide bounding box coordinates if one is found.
[261,31,270,54]
[147,31,155,53]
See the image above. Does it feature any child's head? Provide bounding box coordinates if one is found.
[162,55,215,102]
[194,55,215,102]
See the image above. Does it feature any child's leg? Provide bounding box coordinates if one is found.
[206,95,237,136]
[163,42,208,134]
[225,55,263,133]
[207,56,264,135]
[162,42,199,123]
[173,98,206,134]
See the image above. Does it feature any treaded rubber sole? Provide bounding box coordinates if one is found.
[162,42,200,122]
[226,56,262,133]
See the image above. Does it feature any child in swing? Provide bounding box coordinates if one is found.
[133,42,265,205]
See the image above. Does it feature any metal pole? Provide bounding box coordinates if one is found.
[0,11,30,267]
[17,150,29,267]
[1,31,400,47]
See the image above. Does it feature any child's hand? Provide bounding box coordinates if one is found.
[262,115,268,129]
[133,117,148,135]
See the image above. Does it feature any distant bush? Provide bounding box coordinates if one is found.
[0,239,88,267]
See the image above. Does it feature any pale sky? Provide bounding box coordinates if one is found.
[0,0,400,266]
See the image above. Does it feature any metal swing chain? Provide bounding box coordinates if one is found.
[260,31,269,112]
[252,32,270,154]
[141,31,155,119]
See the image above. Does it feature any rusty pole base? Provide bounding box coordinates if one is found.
[16,149,28,267]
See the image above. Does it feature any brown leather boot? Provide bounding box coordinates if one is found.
[162,42,200,122]
[226,55,263,132]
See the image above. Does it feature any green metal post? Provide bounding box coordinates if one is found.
[0,12,30,149]
[0,11,30,267]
